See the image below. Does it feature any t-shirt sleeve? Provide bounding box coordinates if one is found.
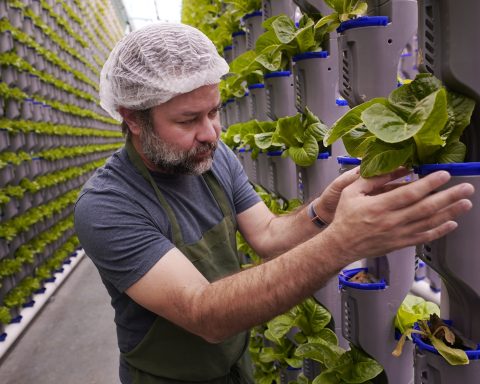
[74,189,175,293]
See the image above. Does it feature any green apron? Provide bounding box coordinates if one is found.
[123,141,253,384]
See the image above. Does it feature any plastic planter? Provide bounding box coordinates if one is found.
[225,98,238,127]
[0,30,13,53]
[413,322,480,382]
[235,92,251,123]
[262,0,296,21]
[238,149,256,183]
[338,4,417,106]
[247,83,269,121]
[279,366,301,384]
[242,11,263,50]
[339,246,415,384]
[266,151,297,200]
[0,164,15,185]
[416,163,480,342]
[232,31,247,59]
[0,129,10,152]
[296,153,337,203]
[264,71,296,120]
[253,152,270,190]
[293,49,345,127]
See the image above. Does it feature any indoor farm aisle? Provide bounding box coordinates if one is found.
[0,0,126,360]
[0,255,118,384]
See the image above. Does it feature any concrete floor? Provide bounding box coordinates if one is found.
[0,257,120,384]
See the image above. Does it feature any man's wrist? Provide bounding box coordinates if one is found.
[307,201,329,229]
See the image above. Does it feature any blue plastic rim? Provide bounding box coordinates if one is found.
[232,30,246,37]
[339,268,387,290]
[337,16,389,33]
[292,51,329,62]
[412,322,480,360]
[223,45,233,51]
[264,70,291,79]
[248,83,265,89]
[318,152,330,160]
[242,10,262,20]
[267,150,283,157]
[337,156,361,165]
[226,98,234,104]
[336,98,349,106]
[415,162,480,177]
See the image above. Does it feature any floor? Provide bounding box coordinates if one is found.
[0,256,120,384]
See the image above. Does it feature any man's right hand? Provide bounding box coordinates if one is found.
[322,170,475,264]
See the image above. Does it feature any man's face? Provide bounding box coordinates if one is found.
[139,84,222,175]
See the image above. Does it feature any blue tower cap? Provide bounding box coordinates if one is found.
[264,71,291,79]
[415,162,480,177]
[242,10,262,20]
[337,156,361,165]
[337,16,389,33]
[293,51,329,62]
[248,83,265,89]
[339,268,387,290]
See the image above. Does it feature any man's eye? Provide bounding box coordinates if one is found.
[178,118,196,124]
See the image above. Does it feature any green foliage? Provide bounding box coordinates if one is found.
[394,294,440,335]
[0,306,12,325]
[315,1,368,33]
[222,108,328,166]
[324,74,476,177]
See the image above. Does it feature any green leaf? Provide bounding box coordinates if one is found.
[254,132,274,149]
[286,135,319,166]
[324,98,388,146]
[272,15,297,44]
[388,73,443,119]
[297,298,332,335]
[412,88,449,163]
[333,345,384,383]
[394,294,440,335]
[362,103,415,143]
[437,141,466,163]
[443,91,476,142]
[360,141,414,177]
[342,128,375,158]
[266,313,297,339]
[430,336,469,366]
[295,341,345,368]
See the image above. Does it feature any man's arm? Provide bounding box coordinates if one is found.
[126,170,473,343]
[236,167,361,258]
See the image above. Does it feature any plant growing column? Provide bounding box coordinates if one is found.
[413,163,480,381]
[339,246,416,384]
[262,0,296,22]
[264,71,297,120]
[242,10,264,50]
[337,0,418,105]
[417,0,480,162]
[248,83,269,121]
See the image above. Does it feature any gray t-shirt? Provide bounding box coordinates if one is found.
[74,141,261,382]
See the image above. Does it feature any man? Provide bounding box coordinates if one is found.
[74,23,474,384]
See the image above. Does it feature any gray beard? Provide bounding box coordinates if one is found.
[140,129,217,175]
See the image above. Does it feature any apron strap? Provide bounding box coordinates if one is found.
[125,140,235,245]
[125,140,184,245]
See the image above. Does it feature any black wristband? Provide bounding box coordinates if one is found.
[307,202,329,229]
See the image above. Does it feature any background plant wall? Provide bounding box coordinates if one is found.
[0,0,126,334]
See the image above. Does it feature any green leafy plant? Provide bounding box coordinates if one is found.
[314,0,368,33]
[393,313,475,366]
[0,306,12,326]
[324,73,476,177]
[273,107,329,167]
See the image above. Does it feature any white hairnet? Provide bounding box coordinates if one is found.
[100,23,230,121]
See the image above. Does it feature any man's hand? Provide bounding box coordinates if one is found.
[321,170,475,265]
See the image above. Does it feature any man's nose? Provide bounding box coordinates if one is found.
[196,117,219,143]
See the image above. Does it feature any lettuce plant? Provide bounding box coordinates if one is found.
[315,0,368,33]
[324,74,476,177]
[0,306,12,326]
[272,107,329,167]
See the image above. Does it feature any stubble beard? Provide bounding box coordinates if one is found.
[140,129,217,175]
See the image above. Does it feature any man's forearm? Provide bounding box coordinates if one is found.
[254,198,327,258]
[189,227,345,343]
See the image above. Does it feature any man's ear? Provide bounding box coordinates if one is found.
[118,107,142,135]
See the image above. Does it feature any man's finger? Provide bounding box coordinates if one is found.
[350,167,412,195]
[375,171,454,210]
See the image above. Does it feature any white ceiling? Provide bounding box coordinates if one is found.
[122,0,182,30]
